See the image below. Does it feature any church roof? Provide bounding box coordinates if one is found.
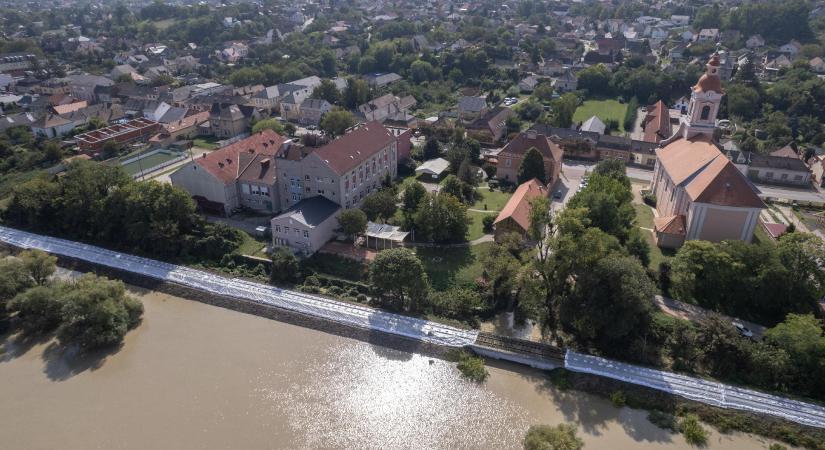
[657,137,763,209]
[693,54,724,94]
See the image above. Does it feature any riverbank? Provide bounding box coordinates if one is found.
[0,287,784,450]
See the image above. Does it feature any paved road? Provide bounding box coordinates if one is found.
[563,161,825,204]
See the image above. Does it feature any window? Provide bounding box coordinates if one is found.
[303,230,309,238]
[305,187,310,192]
[261,186,269,195]
[241,184,250,194]
[794,175,803,181]
[295,229,301,236]
[766,172,774,179]
[284,227,290,233]
[700,105,711,120]
[252,185,261,195]
[505,159,511,167]
[305,175,310,180]
[781,173,788,181]
[318,189,325,194]
[275,225,281,233]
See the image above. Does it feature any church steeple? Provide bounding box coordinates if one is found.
[680,53,725,140]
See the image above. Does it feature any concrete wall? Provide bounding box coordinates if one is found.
[170,161,237,214]
[691,204,759,243]
[747,167,811,186]
[238,180,279,213]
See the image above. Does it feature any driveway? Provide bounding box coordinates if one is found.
[654,295,767,340]
[207,214,272,235]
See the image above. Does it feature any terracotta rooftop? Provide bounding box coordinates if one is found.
[312,121,396,175]
[654,214,686,235]
[769,145,798,159]
[694,55,724,94]
[194,129,286,184]
[643,100,670,144]
[494,178,547,231]
[501,131,563,163]
[658,137,763,209]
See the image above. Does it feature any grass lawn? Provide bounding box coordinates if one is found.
[634,203,655,229]
[634,203,675,269]
[467,210,496,241]
[472,187,512,212]
[193,137,220,150]
[235,231,269,258]
[415,242,493,291]
[573,99,629,132]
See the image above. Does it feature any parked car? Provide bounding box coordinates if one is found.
[733,322,754,338]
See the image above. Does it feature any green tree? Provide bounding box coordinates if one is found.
[18,249,56,286]
[337,208,368,240]
[401,181,427,226]
[343,77,370,109]
[57,274,143,349]
[0,258,33,305]
[549,93,578,128]
[523,423,584,450]
[559,254,655,354]
[414,192,469,243]
[369,248,429,311]
[312,79,341,104]
[8,284,66,333]
[669,241,739,312]
[517,147,547,184]
[410,60,439,83]
[270,248,299,284]
[726,84,761,120]
[252,118,285,134]
[576,64,613,97]
[423,137,441,160]
[361,190,397,221]
[320,108,355,138]
[567,174,634,242]
[764,314,825,393]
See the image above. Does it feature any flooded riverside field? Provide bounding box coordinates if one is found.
[0,288,784,449]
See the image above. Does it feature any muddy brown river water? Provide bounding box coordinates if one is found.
[0,288,784,449]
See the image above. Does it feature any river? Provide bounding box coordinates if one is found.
[0,288,782,449]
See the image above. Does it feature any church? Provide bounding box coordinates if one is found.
[649,54,764,249]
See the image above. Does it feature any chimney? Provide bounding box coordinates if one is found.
[260,158,270,170]
[201,153,206,158]
[218,162,224,168]
[226,158,232,165]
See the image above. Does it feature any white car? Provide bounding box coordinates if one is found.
[732,322,754,338]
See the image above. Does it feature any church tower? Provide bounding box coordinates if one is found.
[680,53,725,140]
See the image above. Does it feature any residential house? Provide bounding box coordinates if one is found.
[357,94,417,123]
[780,40,803,56]
[150,110,210,145]
[493,178,548,241]
[496,130,563,186]
[553,70,578,92]
[170,130,288,215]
[251,86,281,112]
[810,57,825,74]
[271,196,342,255]
[466,106,514,143]
[746,35,765,49]
[642,100,672,144]
[30,114,75,138]
[746,153,811,186]
[209,103,259,138]
[518,75,541,93]
[364,72,402,88]
[298,98,332,125]
[457,96,488,122]
[697,28,720,42]
[650,55,764,249]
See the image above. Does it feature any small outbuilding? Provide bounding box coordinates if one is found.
[415,157,450,180]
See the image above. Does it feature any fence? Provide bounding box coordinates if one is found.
[565,350,825,429]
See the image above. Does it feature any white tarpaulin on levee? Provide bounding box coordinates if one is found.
[0,226,478,348]
[565,350,825,429]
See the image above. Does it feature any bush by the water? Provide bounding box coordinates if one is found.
[647,410,678,431]
[610,390,627,408]
[679,414,709,447]
[447,349,489,382]
[523,423,584,450]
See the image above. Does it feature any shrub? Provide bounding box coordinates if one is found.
[303,275,321,287]
[769,444,788,450]
[679,414,709,447]
[643,192,657,207]
[447,349,489,382]
[548,369,571,391]
[326,285,345,297]
[610,390,627,408]
[271,248,299,283]
[356,293,368,302]
[523,423,584,450]
[482,215,495,232]
[647,410,678,431]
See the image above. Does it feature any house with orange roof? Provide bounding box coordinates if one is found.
[650,54,764,249]
[641,100,671,144]
[493,178,548,241]
[170,129,289,215]
[496,130,564,186]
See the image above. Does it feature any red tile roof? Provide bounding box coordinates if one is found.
[500,131,563,162]
[694,55,724,94]
[654,214,686,235]
[194,129,286,184]
[643,100,670,143]
[494,178,547,231]
[312,121,396,175]
[658,137,763,209]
